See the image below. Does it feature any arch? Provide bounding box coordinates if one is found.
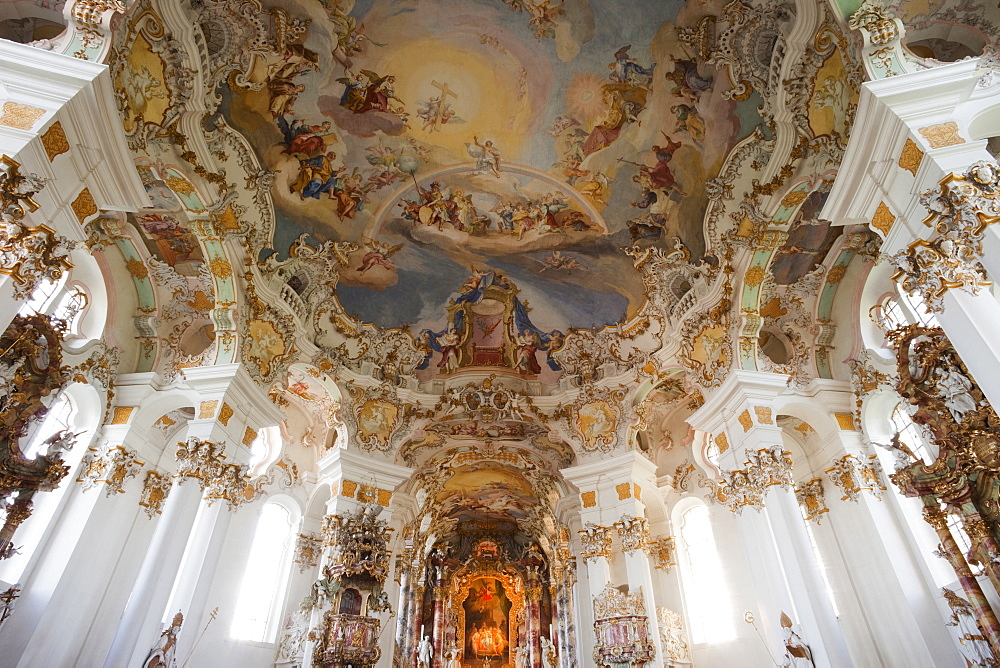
[0,4,66,44]
[66,245,109,337]
[967,104,1000,143]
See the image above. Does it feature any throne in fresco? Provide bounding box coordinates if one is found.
[445,274,520,370]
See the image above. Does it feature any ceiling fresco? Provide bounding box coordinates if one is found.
[218,0,760,334]
[435,461,541,524]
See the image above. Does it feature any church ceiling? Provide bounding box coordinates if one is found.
[96,0,898,476]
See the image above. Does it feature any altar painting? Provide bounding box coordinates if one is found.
[463,577,512,666]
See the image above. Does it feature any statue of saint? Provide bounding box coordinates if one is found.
[142,611,183,668]
[417,635,433,668]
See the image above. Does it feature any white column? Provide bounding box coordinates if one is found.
[103,477,203,668]
[688,371,852,667]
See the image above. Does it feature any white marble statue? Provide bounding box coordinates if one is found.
[417,635,433,668]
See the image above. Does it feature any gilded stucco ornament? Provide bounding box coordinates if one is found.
[614,515,650,555]
[825,454,886,502]
[578,523,613,562]
[344,383,403,453]
[891,237,990,314]
[174,437,257,509]
[721,446,794,514]
[678,0,793,103]
[77,444,144,496]
[0,156,75,300]
[624,239,724,328]
[294,533,322,573]
[921,161,1000,249]
[657,607,691,664]
[681,295,733,388]
[138,470,171,518]
[848,0,908,79]
[794,478,828,523]
[561,384,629,454]
[648,537,677,572]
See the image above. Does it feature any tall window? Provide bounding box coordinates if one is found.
[678,503,735,643]
[890,403,935,463]
[21,394,74,460]
[947,512,984,576]
[230,502,296,642]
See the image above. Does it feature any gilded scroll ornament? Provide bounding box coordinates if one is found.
[174,437,253,509]
[898,138,924,177]
[891,237,990,314]
[40,122,70,162]
[721,446,794,514]
[138,471,171,518]
[71,188,98,224]
[919,123,965,149]
[871,202,896,236]
[0,103,45,131]
[794,478,828,523]
[578,522,613,562]
[293,532,322,573]
[77,444,144,496]
[657,606,691,663]
[649,537,677,572]
[614,515,650,555]
[825,454,885,502]
[922,161,1000,246]
[848,0,899,45]
[0,156,73,299]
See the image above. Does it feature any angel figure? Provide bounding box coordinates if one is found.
[469,136,501,178]
[357,239,403,275]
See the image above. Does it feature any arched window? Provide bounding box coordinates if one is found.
[678,502,735,643]
[869,294,908,334]
[897,287,940,328]
[17,276,66,317]
[230,501,297,642]
[52,283,89,338]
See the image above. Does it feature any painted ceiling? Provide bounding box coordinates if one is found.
[217,0,759,334]
[69,0,996,545]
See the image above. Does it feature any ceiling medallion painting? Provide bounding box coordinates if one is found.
[211,0,758,339]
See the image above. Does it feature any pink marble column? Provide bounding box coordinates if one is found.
[431,585,448,668]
